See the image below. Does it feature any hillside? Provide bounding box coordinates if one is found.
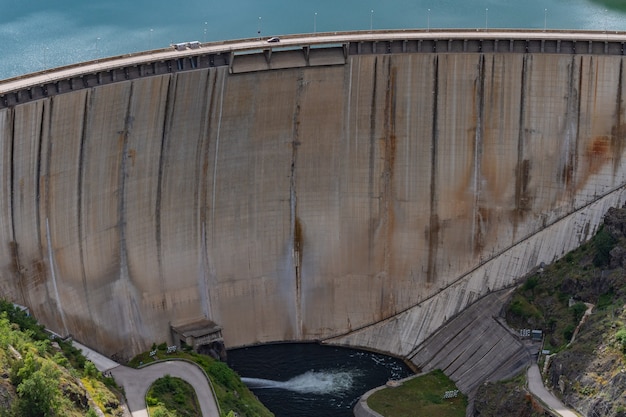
[475,206,626,416]
[0,300,126,417]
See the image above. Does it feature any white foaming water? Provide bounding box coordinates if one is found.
[242,370,356,395]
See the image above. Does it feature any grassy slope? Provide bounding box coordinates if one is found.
[367,369,467,417]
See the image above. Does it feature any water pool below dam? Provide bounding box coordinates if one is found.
[1,31,626,371]
[227,343,413,417]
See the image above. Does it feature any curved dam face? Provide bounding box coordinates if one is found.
[1,33,626,359]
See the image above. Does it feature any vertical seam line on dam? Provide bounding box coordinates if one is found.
[427,55,439,284]
[574,55,583,196]
[118,82,134,283]
[210,72,226,245]
[78,90,95,326]
[291,70,304,338]
[155,75,175,299]
[473,54,485,255]
[42,98,55,308]
[33,102,45,309]
[615,59,624,177]
[381,56,397,283]
[7,107,23,304]
[368,57,378,269]
[514,53,528,236]
[197,69,217,320]
[36,102,44,254]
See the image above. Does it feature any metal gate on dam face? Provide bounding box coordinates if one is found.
[1,30,626,360]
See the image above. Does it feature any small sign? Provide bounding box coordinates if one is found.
[149,350,157,357]
[167,345,177,354]
[519,329,531,337]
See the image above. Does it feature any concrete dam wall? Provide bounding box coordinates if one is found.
[1,32,626,360]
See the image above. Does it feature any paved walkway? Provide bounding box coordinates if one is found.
[527,364,580,417]
[110,361,220,417]
[74,342,220,417]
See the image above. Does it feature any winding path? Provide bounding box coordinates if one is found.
[110,361,220,417]
[74,342,220,417]
[527,364,580,417]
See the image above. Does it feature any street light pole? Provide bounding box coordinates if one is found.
[314,12,317,34]
[258,16,262,39]
[370,9,374,32]
[427,8,430,32]
[544,9,547,32]
[485,8,488,31]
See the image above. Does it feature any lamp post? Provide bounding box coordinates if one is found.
[485,8,488,31]
[96,37,100,58]
[258,16,262,39]
[543,9,547,32]
[204,22,207,42]
[150,28,153,49]
[427,8,430,32]
[370,9,374,32]
[314,12,317,34]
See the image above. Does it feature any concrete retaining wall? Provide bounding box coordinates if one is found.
[1,44,626,358]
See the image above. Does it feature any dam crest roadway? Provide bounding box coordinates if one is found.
[1,29,626,403]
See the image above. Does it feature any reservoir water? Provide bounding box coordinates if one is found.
[227,343,413,417]
[1,0,626,80]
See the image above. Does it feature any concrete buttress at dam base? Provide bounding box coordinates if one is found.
[1,34,626,362]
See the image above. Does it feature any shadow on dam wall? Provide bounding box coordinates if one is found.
[1,34,626,362]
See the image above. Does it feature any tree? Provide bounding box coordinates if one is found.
[151,406,177,417]
[15,360,61,417]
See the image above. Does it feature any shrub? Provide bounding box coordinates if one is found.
[83,361,98,378]
[593,226,616,267]
[15,360,61,417]
[508,294,542,323]
[522,275,540,292]
[571,302,588,323]
[616,329,626,353]
[563,324,576,342]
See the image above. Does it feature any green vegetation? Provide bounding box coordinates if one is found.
[129,345,274,417]
[147,375,201,417]
[499,213,626,416]
[506,224,626,352]
[0,299,124,417]
[367,369,467,417]
[616,328,626,353]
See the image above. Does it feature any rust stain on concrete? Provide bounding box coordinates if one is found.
[380,58,398,315]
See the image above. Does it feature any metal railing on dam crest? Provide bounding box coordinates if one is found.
[1,30,626,375]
